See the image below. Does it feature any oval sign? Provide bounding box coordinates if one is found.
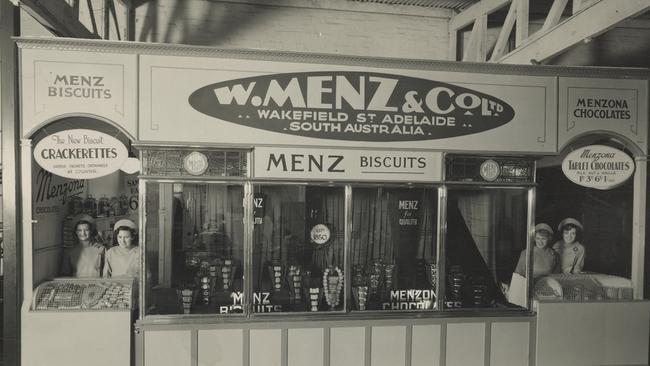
[561,145,635,190]
[188,71,515,142]
[310,224,331,245]
[34,129,128,179]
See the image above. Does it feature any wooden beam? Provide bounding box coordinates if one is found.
[449,0,511,30]
[572,0,598,13]
[632,157,647,299]
[462,13,488,62]
[1,4,21,366]
[449,25,458,61]
[490,0,517,61]
[542,0,569,31]
[18,0,99,38]
[515,0,528,46]
[498,0,650,64]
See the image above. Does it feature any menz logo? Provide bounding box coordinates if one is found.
[266,153,344,173]
[188,71,516,142]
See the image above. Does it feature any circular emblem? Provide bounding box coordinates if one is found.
[310,224,331,245]
[480,159,500,182]
[183,151,209,176]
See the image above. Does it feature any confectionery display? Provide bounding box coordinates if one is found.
[323,266,344,309]
[288,265,302,303]
[308,287,321,312]
[33,279,133,311]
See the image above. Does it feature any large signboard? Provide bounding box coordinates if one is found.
[559,77,648,153]
[140,54,556,152]
[562,145,635,190]
[189,71,515,142]
[254,146,442,182]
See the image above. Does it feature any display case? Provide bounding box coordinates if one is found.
[32,277,134,311]
[141,148,537,318]
[23,277,136,366]
[533,273,633,302]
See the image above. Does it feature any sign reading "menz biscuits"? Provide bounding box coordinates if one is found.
[254,146,442,182]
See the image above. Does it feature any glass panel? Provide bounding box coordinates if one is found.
[252,185,345,313]
[350,187,438,311]
[145,183,245,315]
[141,149,247,177]
[534,162,635,302]
[445,188,528,309]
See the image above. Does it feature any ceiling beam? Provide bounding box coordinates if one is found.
[449,0,510,30]
[18,0,99,38]
[497,0,650,64]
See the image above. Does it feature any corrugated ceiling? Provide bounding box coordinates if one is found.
[351,0,479,10]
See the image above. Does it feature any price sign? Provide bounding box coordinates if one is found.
[310,224,331,245]
[562,145,634,190]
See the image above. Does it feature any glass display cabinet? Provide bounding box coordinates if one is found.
[140,148,538,319]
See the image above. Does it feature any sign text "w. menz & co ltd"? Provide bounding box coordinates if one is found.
[189,72,515,142]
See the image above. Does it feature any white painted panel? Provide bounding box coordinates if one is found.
[446,323,485,366]
[144,331,192,366]
[198,329,243,366]
[602,302,650,364]
[411,324,441,366]
[22,310,131,366]
[330,327,366,366]
[371,326,406,366]
[20,48,138,139]
[250,329,282,366]
[288,328,324,366]
[536,301,650,366]
[490,322,529,366]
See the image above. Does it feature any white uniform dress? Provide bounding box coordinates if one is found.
[61,243,105,277]
[103,245,140,277]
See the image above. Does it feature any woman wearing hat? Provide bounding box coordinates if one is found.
[514,223,558,280]
[552,218,586,274]
[104,219,140,277]
[61,214,105,277]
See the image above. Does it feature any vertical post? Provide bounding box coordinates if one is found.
[243,180,252,316]
[448,27,458,61]
[344,185,352,311]
[19,139,32,307]
[632,156,647,299]
[1,2,20,366]
[526,187,536,309]
[158,183,172,287]
[436,186,447,310]
[138,175,146,321]
[515,0,529,46]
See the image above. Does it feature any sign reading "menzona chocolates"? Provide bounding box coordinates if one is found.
[189,72,515,142]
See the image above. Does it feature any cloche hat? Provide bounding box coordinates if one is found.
[557,217,583,231]
[72,214,95,228]
[113,219,137,231]
[534,223,554,236]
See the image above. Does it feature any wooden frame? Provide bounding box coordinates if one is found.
[450,0,650,64]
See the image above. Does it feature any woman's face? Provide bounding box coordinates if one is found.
[76,223,91,242]
[534,232,550,248]
[563,227,577,244]
[117,229,134,248]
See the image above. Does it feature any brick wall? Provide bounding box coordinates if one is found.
[133,0,452,59]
